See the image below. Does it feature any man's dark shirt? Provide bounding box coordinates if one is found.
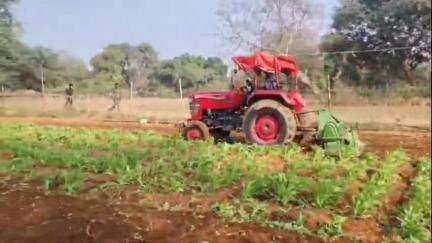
[65,87,73,96]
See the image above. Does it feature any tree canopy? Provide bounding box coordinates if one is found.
[0,0,430,97]
[90,45,227,93]
[321,0,431,87]
[216,0,325,55]
[153,54,227,90]
[91,43,159,90]
[0,0,91,91]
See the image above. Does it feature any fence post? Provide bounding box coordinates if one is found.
[178,78,183,99]
[40,64,45,97]
[130,80,134,100]
[327,74,332,110]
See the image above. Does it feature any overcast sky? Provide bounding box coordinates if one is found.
[15,0,339,64]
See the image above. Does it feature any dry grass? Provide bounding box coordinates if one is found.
[331,106,430,129]
[0,94,189,122]
[0,93,430,129]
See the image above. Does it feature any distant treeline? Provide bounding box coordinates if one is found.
[0,0,431,98]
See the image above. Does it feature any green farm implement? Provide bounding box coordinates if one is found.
[298,109,360,156]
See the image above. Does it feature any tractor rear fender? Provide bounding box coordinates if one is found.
[247,90,306,113]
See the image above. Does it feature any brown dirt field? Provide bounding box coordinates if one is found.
[360,130,431,157]
[341,218,383,243]
[342,180,363,206]
[0,117,430,242]
[0,178,322,243]
[0,117,179,135]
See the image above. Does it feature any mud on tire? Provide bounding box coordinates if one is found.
[243,99,297,145]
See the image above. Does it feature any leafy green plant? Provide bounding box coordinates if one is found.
[312,154,378,208]
[353,151,407,215]
[317,215,346,239]
[213,202,237,219]
[44,169,85,194]
[267,213,311,235]
[244,173,312,205]
[313,179,345,208]
[213,199,268,223]
[396,158,431,242]
[0,157,34,173]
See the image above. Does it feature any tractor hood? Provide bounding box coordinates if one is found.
[188,91,246,119]
[190,91,233,101]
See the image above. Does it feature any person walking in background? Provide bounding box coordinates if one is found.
[64,83,74,108]
[108,83,121,112]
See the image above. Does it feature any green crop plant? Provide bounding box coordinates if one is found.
[213,199,310,236]
[45,169,85,194]
[313,179,345,208]
[0,157,34,173]
[213,202,237,219]
[353,151,407,215]
[397,158,431,243]
[213,200,315,236]
[317,215,346,239]
[266,213,311,235]
[312,154,378,208]
[213,199,268,224]
[244,172,312,205]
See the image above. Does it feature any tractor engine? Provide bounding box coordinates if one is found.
[202,110,243,132]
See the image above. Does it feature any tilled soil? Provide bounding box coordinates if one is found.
[0,178,321,243]
[0,117,430,242]
[360,130,431,158]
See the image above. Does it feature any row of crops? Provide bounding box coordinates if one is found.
[0,124,430,242]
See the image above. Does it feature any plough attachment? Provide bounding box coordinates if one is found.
[301,109,360,156]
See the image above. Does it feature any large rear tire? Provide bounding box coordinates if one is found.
[182,121,210,141]
[243,100,297,145]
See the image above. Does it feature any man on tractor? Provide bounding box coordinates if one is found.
[264,72,278,90]
[245,79,255,94]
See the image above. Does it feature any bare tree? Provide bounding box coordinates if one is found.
[216,0,325,55]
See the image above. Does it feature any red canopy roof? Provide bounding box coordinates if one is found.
[232,52,300,78]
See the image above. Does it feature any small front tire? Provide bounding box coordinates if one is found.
[182,121,211,141]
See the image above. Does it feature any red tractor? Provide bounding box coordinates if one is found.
[181,52,359,153]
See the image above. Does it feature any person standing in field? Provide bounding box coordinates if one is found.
[108,83,121,112]
[64,83,74,108]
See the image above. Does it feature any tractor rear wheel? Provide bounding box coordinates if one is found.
[182,121,210,141]
[243,100,297,145]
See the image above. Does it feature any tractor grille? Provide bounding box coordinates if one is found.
[189,102,200,116]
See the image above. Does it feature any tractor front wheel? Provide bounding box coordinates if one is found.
[243,100,297,145]
[182,121,210,141]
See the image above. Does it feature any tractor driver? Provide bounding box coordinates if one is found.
[264,72,278,90]
[245,79,255,94]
